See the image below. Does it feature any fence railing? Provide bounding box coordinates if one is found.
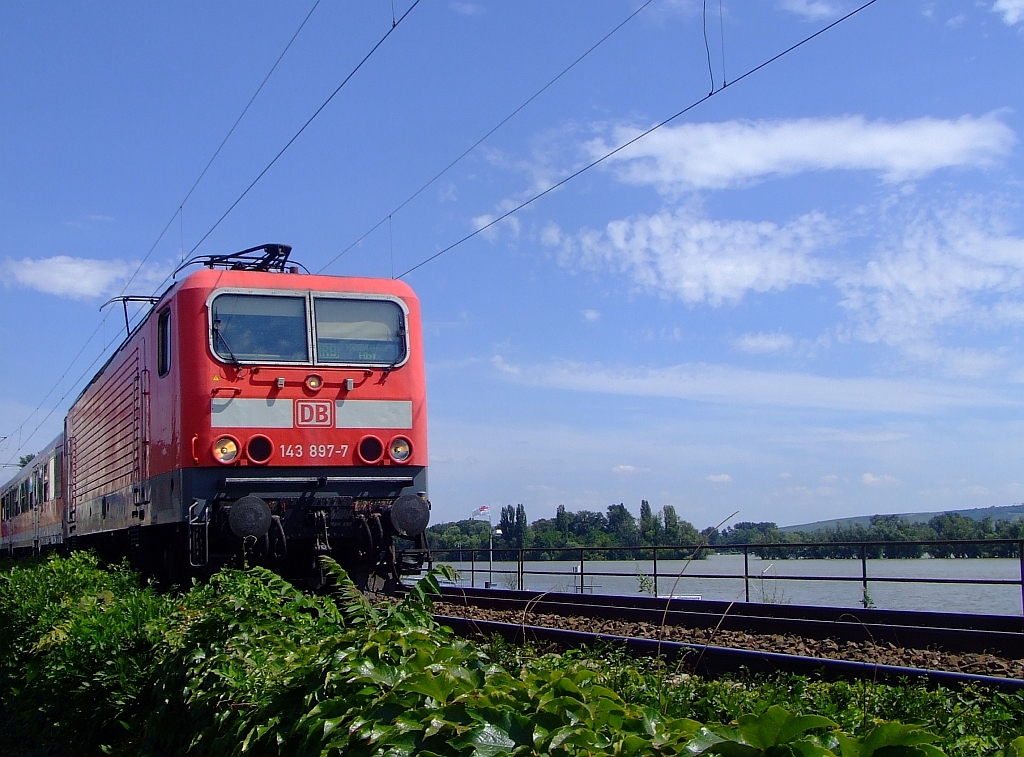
[429,538,1024,613]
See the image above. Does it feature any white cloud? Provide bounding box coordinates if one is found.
[564,207,833,306]
[450,2,484,15]
[491,356,1013,413]
[861,472,898,485]
[582,309,600,322]
[540,222,562,247]
[902,344,1007,379]
[563,194,1024,375]
[612,464,639,474]
[993,0,1024,25]
[472,214,498,241]
[472,210,520,242]
[1,256,146,300]
[588,114,1014,192]
[733,331,794,354]
[838,205,1024,371]
[707,473,732,483]
[822,474,840,483]
[779,0,841,21]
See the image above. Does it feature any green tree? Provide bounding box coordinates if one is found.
[659,505,701,557]
[606,503,639,548]
[497,505,515,541]
[638,500,663,545]
[513,503,529,548]
[555,504,570,538]
[869,514,924,557]
[17,454,34,469]
[928,513,979,557]
[570,510,607,539]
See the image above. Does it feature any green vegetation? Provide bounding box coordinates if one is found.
[427,505,1024,561]
[711,514,1024,559]
[490,643,1024,757]
[1,553,1022,755]
[428,501,703,560]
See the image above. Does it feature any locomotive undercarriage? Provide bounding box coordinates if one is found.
[68,466,431,592]
[192,491,429,590]
[189,466,431,590]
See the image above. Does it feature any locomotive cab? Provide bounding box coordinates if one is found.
[63,244,431,590]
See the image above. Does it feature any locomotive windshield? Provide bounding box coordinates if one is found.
[211,294,309,362]
[314,297,406,365]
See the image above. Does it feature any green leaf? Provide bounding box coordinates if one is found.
[399,672,460,704]
[788,739,842,757]
[859,723,941,755]
[1006,738,1024,757]
[547,724,600,751]
[450,723,517,756]
[731,706,836,749]
[685,727,729,754]
[777,715,839,745]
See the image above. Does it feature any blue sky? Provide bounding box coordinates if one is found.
[3,0,1024,529]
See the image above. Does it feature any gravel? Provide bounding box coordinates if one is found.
[433,601,1024,679]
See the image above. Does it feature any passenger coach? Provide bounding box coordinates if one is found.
[2,245,431,588]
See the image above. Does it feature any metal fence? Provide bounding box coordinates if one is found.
[430,538,1024,613]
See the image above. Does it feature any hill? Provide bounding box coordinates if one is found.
[779,504,1024,534]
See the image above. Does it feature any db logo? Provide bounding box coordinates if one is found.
[296,400,333,427]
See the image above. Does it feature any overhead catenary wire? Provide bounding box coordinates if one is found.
[316,0,657,275]
[2,328,132,470]
[702,0,715,95]
[719,0,727,88]
[122,0,323,296]
[181,0,423,265]
[3,0,421,465]
[397,0,882,280]
[140,0,422,309]
[0,2,322,466]
[0,318,111,468]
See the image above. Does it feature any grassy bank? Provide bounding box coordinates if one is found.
[0,553,1021,756]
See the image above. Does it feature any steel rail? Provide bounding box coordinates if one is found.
[436,615,1024,693]
[431,587,1024,657]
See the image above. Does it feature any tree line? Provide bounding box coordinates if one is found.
[424,504,1024,561]
[711,513,1024,559]
[426,501,704,561]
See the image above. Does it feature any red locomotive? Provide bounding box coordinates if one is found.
[1,244,431,588]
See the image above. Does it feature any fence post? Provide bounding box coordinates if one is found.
[471,549,475,589]
[518,548,524,591]
[743,546,750,603]
[861,543,869,608]
[653,546,658,597]
[1019,540,1024,616]
[579,549,585,594]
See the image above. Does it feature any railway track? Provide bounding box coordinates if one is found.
[427,587,1024,691]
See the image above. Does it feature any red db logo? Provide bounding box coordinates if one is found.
[296,400,333,427]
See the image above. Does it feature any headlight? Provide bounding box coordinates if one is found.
[304,374,323,391]
[212,436,239,464]
[388,437,412,463]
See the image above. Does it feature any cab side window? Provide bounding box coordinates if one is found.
[157,308,172,377]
